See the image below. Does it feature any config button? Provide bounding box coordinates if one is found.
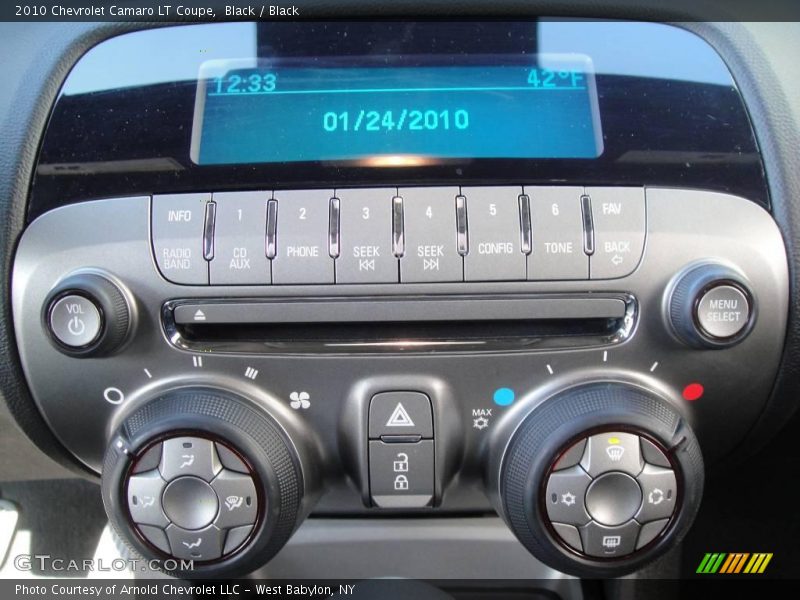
[48,294,103,348]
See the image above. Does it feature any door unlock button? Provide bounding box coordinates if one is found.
[369,440,434,508]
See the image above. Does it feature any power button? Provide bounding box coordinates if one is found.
[48,295,103,348]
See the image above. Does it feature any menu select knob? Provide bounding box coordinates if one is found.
[44,273,131,357]
[668,263,756,349]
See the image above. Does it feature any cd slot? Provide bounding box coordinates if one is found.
[164,295,635,354]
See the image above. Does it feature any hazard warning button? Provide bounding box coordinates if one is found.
[368,391,433,439]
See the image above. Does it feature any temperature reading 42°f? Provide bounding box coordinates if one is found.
[527,68,586,89]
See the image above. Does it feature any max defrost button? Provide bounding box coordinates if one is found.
[209,191,271,284]
[336,188,398,283]
[152,193,210,284]
[271,190,335,284]
[399,187,462,282]
[580,432,643,477]
[462,186,526,281]
[48,295,102,348]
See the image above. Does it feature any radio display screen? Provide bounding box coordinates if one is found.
[190,55,603,165]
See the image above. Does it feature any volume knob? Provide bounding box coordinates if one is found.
[43,272,131,357]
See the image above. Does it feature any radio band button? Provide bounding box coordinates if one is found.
[151,193,211,285]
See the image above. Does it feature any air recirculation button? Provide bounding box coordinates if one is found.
[125,436,259,562]
[544,432,678,558]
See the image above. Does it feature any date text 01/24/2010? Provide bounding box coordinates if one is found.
[322,109,470,133]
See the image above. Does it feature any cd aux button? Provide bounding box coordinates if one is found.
[462,186,526,281]
[526,186,588,280]
[336,188,398,283]
[399,187,462,283]
[209,191,271,285]
[271,189,335,284]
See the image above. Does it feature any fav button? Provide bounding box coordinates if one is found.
[48,294,102,348]
[586,187,645,279]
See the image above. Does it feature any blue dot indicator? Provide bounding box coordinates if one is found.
[493,387,516,406]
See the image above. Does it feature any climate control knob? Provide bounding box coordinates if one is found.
[487,382,703,578]
[101,387,317,577]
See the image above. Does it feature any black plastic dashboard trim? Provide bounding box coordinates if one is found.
[1,15,799,482]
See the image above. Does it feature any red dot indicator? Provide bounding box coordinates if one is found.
[682,383,704,401]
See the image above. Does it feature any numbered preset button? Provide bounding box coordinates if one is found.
[462,186,526,281]
[336,188,398,283]
[527,186,588,280]
[399,187,462,283]
[272,190,335,284]
[210,191,271,285]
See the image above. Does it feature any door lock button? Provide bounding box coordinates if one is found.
[369,440,434,508]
